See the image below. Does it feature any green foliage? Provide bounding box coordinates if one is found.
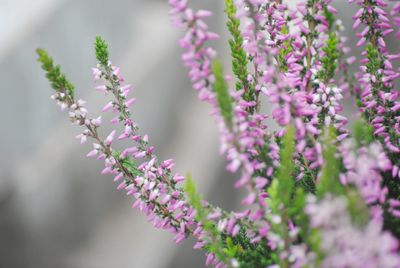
[271,126,296,208]
[363,43,387,113]
[36,48,74,97]
[366,43,382,75]
[277,26,293,72]
[212,60,233,128]
[365,42,393,104]
[185,175,231,265]
[346,189,370,227]
[308,228,324,266]
[186,177,275,266]
[324,7,336,31]
[95,36,110,66]
[224,0,253,102]
[267,127,300,234]
[353,120,375,146]
[120,155,144,178]
[289,187,307,227]
[230,229,274,267]
[356,98,363,108]
[295,155,317,194]
[185,174,207,222]
[223,237,240,259]
[306,0,317,8]
[318,32,339,82]
[255,138,276,181]
[317,127,344,198]
[266,126,310,267]
[267,179,280,215]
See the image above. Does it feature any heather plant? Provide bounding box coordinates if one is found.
[37,0,400,267]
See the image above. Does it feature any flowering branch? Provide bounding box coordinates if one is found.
[36,1,400,267]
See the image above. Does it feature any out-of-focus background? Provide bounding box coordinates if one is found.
[0,1,397,267]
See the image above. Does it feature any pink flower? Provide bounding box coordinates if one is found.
[104,130,116,146]
[102,102,113,112]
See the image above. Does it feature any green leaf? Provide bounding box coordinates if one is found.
[36,48,74,97]
[185,174,206,221]
[121,156,144,178]
[275,126,296,207]
[278,25,294,73]
[323,7,336,31]
[212,60,234,128]
[346,189,370,227]
[353,120,374,146]
[224,0,254,101]
[317,126,344,198]
[319,32,339,81]
[94,36,110,66]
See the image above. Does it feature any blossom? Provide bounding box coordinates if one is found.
[350,0,400,161]
[306,195,400,268]
[39,1,400,267]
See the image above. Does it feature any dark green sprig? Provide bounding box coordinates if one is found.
[230,229,273,267]
[121,157,144,178]
[319,32,339,82]
[346,189,370,227]
[271,126,296,208]
[224,0,253,102]
[365,43,391,105]
[112,151,144,182]
[185,174,207,222]
[366,43,382,75]
[317,127,343,198]
[365,42,391,99]
[95,36,110,67]
[36,48,74,97]
[268,127,297,221]
[353,120,374,147]
[212,60,233,129]
[324,7,336,31]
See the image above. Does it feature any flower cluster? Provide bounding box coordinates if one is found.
[170,0,273,246]
[90,59,198,244]
[38,0,400,267]
[305,195,400,268]
[40,44,200,244]
[340,140,392,220]
[351,0,400,159]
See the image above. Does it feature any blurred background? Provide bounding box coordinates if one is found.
[0,0,397,267]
